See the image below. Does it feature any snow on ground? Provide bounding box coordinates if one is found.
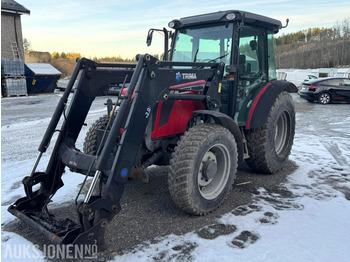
[1,94,350,261]
[115,135,350,262]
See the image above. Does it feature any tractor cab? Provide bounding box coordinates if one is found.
[149,10,283,126]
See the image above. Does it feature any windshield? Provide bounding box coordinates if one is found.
[171,23,233,64]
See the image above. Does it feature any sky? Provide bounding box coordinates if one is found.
[17,0,350,59]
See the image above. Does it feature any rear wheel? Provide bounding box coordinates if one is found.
[169,123,238,215]
[245,92,295,174]
[318,92,331,104]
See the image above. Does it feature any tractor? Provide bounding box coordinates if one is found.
[8,10,297,252]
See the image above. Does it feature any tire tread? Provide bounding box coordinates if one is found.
[169,124,237,215]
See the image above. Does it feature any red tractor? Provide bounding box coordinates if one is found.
[9,10,296,250]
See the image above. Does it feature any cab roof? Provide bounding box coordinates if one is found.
[171,10,282,33]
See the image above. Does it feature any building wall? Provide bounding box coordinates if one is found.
[1,12,25,60]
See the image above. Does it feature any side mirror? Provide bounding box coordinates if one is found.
[146,30,154,46]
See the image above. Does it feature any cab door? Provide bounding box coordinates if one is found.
[235,25,270,126]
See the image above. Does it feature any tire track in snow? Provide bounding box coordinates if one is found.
[321,140,349,167]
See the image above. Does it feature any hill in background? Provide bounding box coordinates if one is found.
[275,18,350,68]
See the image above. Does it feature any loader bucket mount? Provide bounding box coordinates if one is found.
[8,55,224,253]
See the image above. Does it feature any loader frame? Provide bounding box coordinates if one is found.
[8,55,225,250]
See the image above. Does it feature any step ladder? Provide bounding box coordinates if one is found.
[11,42,20,60]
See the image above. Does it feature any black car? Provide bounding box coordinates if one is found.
[299,77,350,104]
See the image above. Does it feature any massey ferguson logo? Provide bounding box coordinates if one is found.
[176,72,197,82]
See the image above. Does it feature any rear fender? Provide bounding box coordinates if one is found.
[245,80,297,129]
[193,110,244,165]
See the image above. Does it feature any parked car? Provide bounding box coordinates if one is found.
[299,77,350,104]
[281,70,317,87]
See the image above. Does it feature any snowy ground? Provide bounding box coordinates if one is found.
[1,93,350,261]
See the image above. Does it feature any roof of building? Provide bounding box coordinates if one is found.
[25,63,62,76]
[1,0,30,15]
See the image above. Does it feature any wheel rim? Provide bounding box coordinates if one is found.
[198,143,231,200]
[319,93,330,104]
[275,111,291,156]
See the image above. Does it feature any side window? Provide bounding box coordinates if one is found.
[239,36,260,75]
[238,26,268,80]
[267,34,276,80]
[328,79,343,86]
[320,80,330,86]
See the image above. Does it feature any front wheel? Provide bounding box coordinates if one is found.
[169,123,238,215]
[83,115,110,155]
[245,92,295,174]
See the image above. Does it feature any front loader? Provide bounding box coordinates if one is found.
[8,10,297,252]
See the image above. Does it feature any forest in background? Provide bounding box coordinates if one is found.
[274,18,350,69]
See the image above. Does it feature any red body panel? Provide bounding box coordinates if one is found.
[151,99,205,138]
[152,80,206,138]
[121,80,206,138]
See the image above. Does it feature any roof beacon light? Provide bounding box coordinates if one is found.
[226,13,236,20]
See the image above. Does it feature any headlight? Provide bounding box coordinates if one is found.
[225,13,236,20]
[168,20,180,29]
[168,21,175,28]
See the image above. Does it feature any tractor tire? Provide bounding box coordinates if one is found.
[245,91,295,174]
[169,123,238,215]
[83,114,149,182]
[83,115,110,155]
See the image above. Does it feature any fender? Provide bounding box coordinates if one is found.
[245,80,297,129]
[193,110,244,165]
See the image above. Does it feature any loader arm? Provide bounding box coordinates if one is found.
[8,55,224,252]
